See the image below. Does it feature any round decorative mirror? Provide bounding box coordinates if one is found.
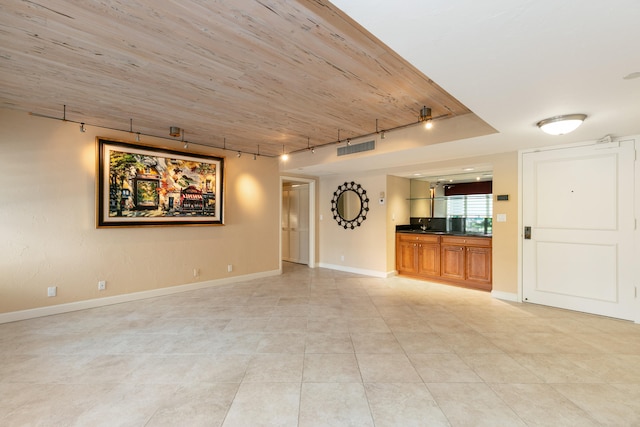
[331,182,369,229]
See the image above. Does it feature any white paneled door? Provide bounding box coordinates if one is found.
[522,141,636,320]
[282,183,310,265]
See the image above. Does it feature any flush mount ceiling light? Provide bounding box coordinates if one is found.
[536,114,587,135]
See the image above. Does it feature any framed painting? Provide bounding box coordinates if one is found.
[96,138,224,227]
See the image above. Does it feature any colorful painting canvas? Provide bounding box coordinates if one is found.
[96,138,224,227]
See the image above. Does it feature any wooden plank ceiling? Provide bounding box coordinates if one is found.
[0,0,471,157]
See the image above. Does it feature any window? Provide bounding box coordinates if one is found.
[446,194,492,217]
[446,194,493,234]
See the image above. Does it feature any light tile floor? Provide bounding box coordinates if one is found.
[1,262,639,426]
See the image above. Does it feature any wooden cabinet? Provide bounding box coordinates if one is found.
[441,244,465,280]
[396,233,491,291]
[466,246,492,286]
[397,239,419,275]
[417,241,440,276]
[441,236,492,290]
[396,233,440,278]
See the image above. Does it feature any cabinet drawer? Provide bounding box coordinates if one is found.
[397,233,440,244]
[441,236,491,247]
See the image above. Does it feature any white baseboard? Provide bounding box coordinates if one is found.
[0,269,281,324]
[491,290,519,302]
[318,263,388,278]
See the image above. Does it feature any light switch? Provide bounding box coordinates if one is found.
[497,213,507,222]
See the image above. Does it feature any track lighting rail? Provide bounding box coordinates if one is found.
[29,104,449,160]
[28,108,278,158]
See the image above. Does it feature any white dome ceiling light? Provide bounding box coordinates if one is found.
[536,114,587,135]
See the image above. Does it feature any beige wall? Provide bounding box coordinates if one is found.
[409,179,430,218]
[317,152,520,294]
[1,107,523,317]
[319,174,389,275]
[488,152,519,295]
[386,175,410,272]
[0,109,280,314]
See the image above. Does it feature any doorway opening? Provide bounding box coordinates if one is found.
[280,176,315,269]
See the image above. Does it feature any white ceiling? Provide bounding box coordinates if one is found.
[283,0,640,177]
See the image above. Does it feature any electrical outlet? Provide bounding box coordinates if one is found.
[227,264,233,272]
[340,255,345,261]
[47,286,57,297]
[98,280,106,291]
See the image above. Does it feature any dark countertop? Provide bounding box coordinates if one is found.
[396,230,492,238]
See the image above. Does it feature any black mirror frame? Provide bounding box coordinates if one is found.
[330,181,370,229]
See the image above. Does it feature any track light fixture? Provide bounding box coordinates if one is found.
[237,151,241,158]
[281,144,289,161]
[419,106,433,129]
[183,142,188,149]
[169,126,181,137]
[79,123,86,133]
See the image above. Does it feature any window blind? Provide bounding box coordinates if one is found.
[446,194,492,217]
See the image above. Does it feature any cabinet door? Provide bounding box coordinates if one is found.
[397,241,418,274]
[466,246,492,287]
[418,243,440,277]
[441,245,465,280]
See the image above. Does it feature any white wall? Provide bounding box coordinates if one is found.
[0,109,281,316]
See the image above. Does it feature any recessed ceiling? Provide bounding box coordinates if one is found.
[0,0,480,157]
